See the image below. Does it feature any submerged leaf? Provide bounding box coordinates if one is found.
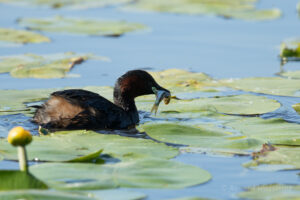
[0,28,50,44]
[0,171,48,190]
[30,159,211,189]
[0,53,107,79]
[18,16,146,37]
[124,0,281,21]
[0,130,178,161]
[238,184,300,200]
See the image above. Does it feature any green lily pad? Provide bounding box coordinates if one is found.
[0,52,107,79]
[0,88,54,116]
[292,103,300,114]
[244,146,300,171]
[0,189,146,200]
[0,86,113,116]
[238,184,300,200]
[140,123,262,151]
[0,130,178,161]
[137,94,280,115]
[148,69,213,93]
[279,70,300,79]
[0,136,104,162]
[219,77,300,97]
[30,158,211,189]
[18,16,147,37]
[168,198,214,200]
[0,171,48,190]
[140,115,300,154]
[0,190,90,200]
[0,28,50,44]
[124,0,281,21]
[0,0,132,9]
[224,117,300,146]
[88,189,146,200]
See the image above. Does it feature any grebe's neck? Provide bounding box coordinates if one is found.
[113,88,139,124]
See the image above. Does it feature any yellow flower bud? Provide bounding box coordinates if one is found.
[8,127,32,146]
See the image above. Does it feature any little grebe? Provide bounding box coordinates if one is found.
[33,70,171,129]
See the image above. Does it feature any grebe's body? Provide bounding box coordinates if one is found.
[33,70,170,129]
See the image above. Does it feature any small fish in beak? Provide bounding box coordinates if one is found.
[151,87,171,115]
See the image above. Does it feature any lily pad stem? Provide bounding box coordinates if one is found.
[18,146,28,173]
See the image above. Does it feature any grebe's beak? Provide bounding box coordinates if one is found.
[151,87,171,115]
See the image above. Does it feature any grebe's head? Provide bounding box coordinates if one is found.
[113,70,171,113]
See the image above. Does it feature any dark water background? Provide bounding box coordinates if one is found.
[0,0,300,199]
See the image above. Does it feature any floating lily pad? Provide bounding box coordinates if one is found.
[0,88,54,116]
[124,0,281,21]
[148,69,214,93]
[238,184,300,200]
[0,28,50,44]
[0,86,113,116]
[180,146,250,157]
[140,123,262,152]
[279,70,300,79]
[18,16,146,37]
[0,189,146,200]
[0,52,107,79]
[244,146,300,171]
[219,77,300,97]
[0,170,48,190]
[88,189,146,200]
[30,158,211,189]
[0,130,178,161]
[141,116,300,154]
[0,135,104,162]
[168,197,214,200]
[137,94,280,115]
[0,190,90,200]
[224,117,300,146]
[0,0,132,9]
[292,103,300,114]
